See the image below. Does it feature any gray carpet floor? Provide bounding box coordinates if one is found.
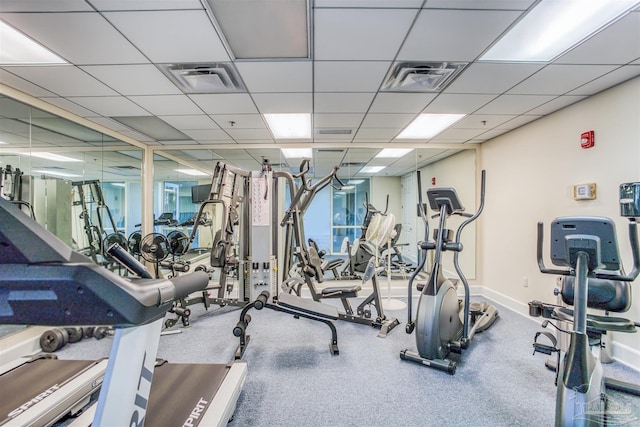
[52,292,640,427]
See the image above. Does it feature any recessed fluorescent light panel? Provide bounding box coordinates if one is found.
[33,169,81,178]
[480,0,640,62]
[264,114,311,139]
[281,148,312,158]
[360,166,386,174]
[26,152,83,162]
[0,141,7,145]
[0,20,67,65]
[376,148,414,158]
[175,169,210,176]
[397,114,465,139]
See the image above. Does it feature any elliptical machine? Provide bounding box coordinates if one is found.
[531,185,640,426]
[400,170,498,374]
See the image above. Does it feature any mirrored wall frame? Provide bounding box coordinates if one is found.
[0,94,145,262]
[1,85,481,280]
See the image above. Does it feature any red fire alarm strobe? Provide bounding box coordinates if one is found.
[581,130,595,149]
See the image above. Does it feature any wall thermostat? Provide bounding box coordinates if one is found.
[573,183,597,200]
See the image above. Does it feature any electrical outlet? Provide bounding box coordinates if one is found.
[522,276,528,287]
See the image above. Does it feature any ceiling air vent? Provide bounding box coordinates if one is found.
[159,63,246,94]
[381,61,468,93]
[317,129,352,135]
[340,162,365,168]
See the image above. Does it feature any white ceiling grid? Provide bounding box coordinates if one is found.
[0,0,638,176]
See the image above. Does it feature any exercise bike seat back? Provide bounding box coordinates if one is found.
[542,217,638,335]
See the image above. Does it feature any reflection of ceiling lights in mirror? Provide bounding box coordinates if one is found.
[33,169,81,178]
[0,20,68,65]
[480,0,640,62]
[396,114,465,139]
[348,179,364,185]
[265,114,311,139]
[360,166,386,174]
[376,148,413,158]
[281,147,312,158]
[175,169,210,176]
[25,152,83,162]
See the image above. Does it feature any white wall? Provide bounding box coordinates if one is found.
[479,76,640,368]
[417,150,478,278]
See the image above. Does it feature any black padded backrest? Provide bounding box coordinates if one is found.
[550,217,620,271]
[560,276,631,313]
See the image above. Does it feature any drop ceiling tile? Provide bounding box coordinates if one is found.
[65,96,150,116]
[556,12,640,65]
[495,115,542,130]
[0,1,92,11]
[90,0,203,10]
[398,9,522,61]
[314,61,391,92]
[314,9,416,60]
[424,94,495,113]
[39,97,99,117]
[314,93,376,113]
[236,62,312,92]
[527,96,586,115]
[313,114,365,128]
[445,63,544,94]
[210,114,267,130]
[159,115,220,130]
[454,114,516,129]
[252,93,312,113]
[354,128,400,140]
[0,70,56,97]
[475,94,556,115]
[0,12,148,64]
[103,10,230,63]
[508,65,618,96]
[568,65,640,96]
[4,66,118,97]
[424,0,534,9]
[314,0,423,7]
[86,116,139,133]
[226,128,273,140]
[182,129,231,141]
[313,134,354,142]
[128,95,202,115]
[360,113,414,128]
[118,129,155,142]
[189,94,258,114]
[368,93,437,114]
[431,128,488,141]
[81,65,181,96]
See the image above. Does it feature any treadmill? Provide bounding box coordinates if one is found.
[0,197,247,427]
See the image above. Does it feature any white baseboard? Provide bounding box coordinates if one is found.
[611,341,640,371]
[472,284,640,372]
